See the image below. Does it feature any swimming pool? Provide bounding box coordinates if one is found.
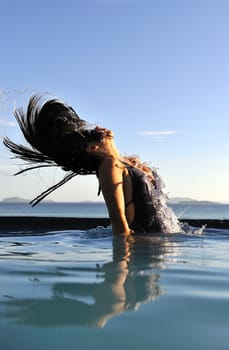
[0,227,229,350]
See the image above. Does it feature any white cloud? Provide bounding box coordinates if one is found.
[0,119,17,127]
[137,130,177,138]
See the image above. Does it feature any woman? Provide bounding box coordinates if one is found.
[3,95,180,235]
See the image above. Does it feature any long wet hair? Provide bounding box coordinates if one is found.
[3,95,104,205]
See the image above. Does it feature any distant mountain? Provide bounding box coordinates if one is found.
[169,197,222,205]
[1,197,54,203]
[1,197,28,203]
[169,197,194,204]
[1,196,223,205]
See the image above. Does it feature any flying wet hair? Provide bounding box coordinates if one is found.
[3,95,104,206]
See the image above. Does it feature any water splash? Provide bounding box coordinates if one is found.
[151,168,182,233]
[0,87,52,175]
[0,88,51,132]
[151,168,205,235]
[180,221,207,235]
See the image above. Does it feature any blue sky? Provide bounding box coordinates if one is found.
[1,0,229,202]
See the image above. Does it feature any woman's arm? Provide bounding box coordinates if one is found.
[98,158,132,235]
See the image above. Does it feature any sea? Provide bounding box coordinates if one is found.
[1,200,229,219]
[0,201,229,350]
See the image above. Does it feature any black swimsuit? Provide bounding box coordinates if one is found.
[125,165,160,233]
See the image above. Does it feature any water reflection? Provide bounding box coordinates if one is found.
[1,234,178,328]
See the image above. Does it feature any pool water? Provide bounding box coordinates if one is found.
[0,227,229,350]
